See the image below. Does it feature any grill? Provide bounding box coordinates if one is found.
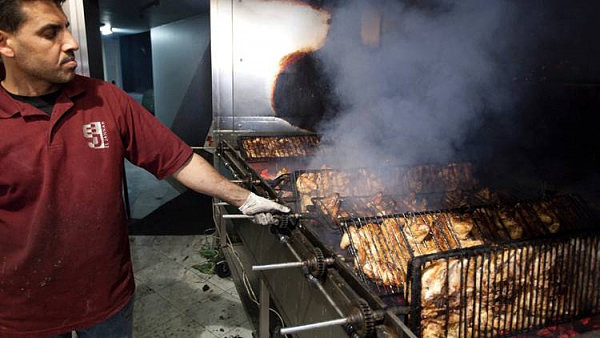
[239,135,321,162]
[409,234,600,337]
[213,133,600,338]
[337,196,597,337]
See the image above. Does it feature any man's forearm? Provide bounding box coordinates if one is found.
[172,153,250,207]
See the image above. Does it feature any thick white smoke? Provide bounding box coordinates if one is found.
[310,0,517,169]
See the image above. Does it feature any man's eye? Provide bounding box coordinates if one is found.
[42,29,58,39]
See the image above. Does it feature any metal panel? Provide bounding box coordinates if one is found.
[210,0,330,132]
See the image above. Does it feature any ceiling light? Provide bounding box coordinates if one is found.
[100,23,113,36]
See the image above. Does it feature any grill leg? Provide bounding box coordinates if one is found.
[259,279,270,338]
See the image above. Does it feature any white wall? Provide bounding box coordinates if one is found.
[101,37,122,87]
[151,15,211,129]
[62,0,90,77]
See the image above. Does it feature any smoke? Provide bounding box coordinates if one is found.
[309,0,519,169]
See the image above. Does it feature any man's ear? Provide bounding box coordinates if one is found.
[0,30,15,58]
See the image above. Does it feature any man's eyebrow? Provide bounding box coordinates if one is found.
[35,21,70,34]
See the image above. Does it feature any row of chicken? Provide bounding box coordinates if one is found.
[339,212,485,288]
[314,188,500,224]
[241,135,320,160]
[403,162,478,193]
[338,197,582,289]
[420,237,600,337]
[294,163,479,213]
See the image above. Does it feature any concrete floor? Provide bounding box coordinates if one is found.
[125,161,254,338]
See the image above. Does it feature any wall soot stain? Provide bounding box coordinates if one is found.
[272,51,338,132]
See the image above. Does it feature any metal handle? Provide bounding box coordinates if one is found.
[279,318,349,335]
[222,214,254,219]
[230,179,261,184]
[252,262,305,271]
[222,213,302,219]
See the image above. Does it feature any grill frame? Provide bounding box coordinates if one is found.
[335,195,598,337]
[238,135,321,162]
[407,231,600,337]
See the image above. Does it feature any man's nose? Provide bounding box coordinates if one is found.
[63,29,80,52]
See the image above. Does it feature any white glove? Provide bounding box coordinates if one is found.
[239,192,290,226]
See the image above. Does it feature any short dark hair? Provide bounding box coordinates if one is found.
[0,0,65,33]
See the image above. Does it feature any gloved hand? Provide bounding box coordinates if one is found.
[239,192,290,226]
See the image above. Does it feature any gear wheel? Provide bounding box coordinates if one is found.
[354,298,375,337]
[278,214,289,229]
[309,248,326,278]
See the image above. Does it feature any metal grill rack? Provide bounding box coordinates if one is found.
[336,195,598,337]
[238,135,321,162]
[291,163,480,215]
[408,233,600,337]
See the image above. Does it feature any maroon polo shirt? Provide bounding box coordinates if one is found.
[0,75,193,337]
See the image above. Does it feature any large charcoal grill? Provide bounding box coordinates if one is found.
[213,133,600,338]
[213,133,414,338]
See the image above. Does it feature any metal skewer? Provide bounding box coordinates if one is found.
[278,298,376,336]
[280,318,349,335]
[222,213,303,219]
[252,261,305,271]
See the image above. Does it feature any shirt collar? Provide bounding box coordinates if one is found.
[0,75,86,119]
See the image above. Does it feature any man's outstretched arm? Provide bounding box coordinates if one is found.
[171,153,289,224]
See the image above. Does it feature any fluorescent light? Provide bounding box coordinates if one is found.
[100,23,113,36]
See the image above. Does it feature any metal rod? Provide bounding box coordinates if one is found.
[214,202,229,206]
[191,146,216,151]
[222,214,253,219]
[230,179,261,184]
[312,277,345,318]
[222,213,302,220]
[259,280,270,338]
[252,262,304,271]
[279,318,349,335]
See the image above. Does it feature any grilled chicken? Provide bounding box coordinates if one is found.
[296,173,318,194]
[449,214,474,239]
[242,136,319,159]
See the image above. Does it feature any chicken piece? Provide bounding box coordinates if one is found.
[300,195,313,212]
[444,190,468,208]
[459,238,484,248]
[421,261,447,304]
[275,168,289,177]
[368,192,384,208]
[296,173,317,194]
[421,320,445,338]
[361,260,402,286]
[320,193,341,219]
[340,226,360,250]
[497,209,523,240]
[475,186,497,202]
[406,219,430,243]
[366,192,391,215]
[532,202,560,233]
[449,214,474,240]
[343,222,407,287]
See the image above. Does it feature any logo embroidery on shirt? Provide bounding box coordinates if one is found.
[82,122,110,149]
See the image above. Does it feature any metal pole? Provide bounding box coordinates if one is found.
[259,280,270,338]
[252,262,304,271]
[222,214,254,219]
[279,318,349,335]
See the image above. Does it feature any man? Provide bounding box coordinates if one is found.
[0,0,289,337]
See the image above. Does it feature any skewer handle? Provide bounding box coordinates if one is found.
[252,262,304,271]
[222,214,254,219]
[279,318,349,334]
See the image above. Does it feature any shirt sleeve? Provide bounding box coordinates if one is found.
[119,94,194,180]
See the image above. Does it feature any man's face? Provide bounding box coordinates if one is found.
[1,1,79,86]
